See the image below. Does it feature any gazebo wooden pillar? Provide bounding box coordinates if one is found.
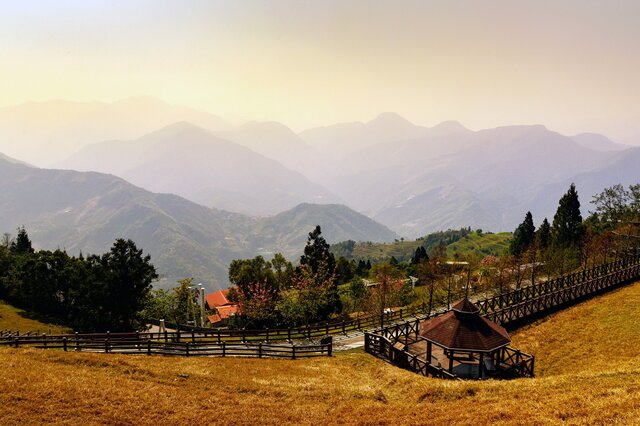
[418,298,512,379]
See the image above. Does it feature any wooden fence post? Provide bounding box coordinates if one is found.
[258,343,263,358]
[186,342,190,357]
[104,338,109,354]
[222,341,226,357]
[342,320,346,335]
[292,344,296,360]
[63,337,67,352]
[147,340,151,356]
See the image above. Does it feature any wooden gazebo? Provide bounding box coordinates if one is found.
[420,298,511,379]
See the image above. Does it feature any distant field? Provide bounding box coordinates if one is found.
[1,281,640,425]
[446,231,512,259]
[342,231,511,263]
[0,300,70,334]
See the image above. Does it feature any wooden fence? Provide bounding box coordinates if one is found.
[0,333,332,359]
[0,305,423,346]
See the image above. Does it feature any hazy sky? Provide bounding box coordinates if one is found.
[1,0,639,138]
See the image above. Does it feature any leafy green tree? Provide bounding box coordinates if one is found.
[552,184,585,248]
[228,256,276,300]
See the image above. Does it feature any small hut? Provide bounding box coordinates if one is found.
[420,298,511,379]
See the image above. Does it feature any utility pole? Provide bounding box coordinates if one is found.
[197,283,206,328]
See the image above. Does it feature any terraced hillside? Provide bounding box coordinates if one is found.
[1,281,640,424]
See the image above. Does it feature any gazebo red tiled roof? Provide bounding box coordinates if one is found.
[420,298,511,352]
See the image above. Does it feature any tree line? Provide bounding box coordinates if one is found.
[0,228,157,332]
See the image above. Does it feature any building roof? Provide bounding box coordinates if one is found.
[205,289,239,325]
[207,304,238,325]
[205,289,233,309]
[420,298,511,352]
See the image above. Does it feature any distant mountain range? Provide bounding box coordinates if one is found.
[58,122,340,215]
[0,155,396,290]
[2,98,638,252]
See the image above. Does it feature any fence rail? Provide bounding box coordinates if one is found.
[0,305,423,345]
[0,334,332,359]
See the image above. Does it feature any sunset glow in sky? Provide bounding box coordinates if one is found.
[1,0,639,138]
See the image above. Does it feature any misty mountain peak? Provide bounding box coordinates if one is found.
[430,120,471,135]
[369,112,415,128]
[141,121,213,141]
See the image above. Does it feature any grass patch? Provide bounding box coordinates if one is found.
[0,300,70,334]
[511,280,640,377]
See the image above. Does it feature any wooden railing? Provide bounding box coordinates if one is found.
[0,304,425,345]
[364,331,457,380]
[364,252,640,379]
[0,333,332,359]
[483,252,640,326]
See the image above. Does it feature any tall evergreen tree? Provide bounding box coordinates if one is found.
[510,212,536,255]
[552,184,585,247]
[300,225,336,274]
[299,225,340,313]
[10,227,34,255]
[538,218,551,249]
[98,239,158,331]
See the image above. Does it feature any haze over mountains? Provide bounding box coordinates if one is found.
[2,98,638,261]
[0,155,396,290]
[59,122,339,215]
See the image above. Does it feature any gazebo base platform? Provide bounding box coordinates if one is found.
[407,339,534,380]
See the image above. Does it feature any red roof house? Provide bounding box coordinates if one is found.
[205,289,238,325]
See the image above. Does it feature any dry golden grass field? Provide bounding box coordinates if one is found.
[2,282,640,425]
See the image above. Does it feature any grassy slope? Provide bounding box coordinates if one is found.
[0,300,70,334]
[346,231,511,263]
[446,231,512,259]
[510,280,640,377]
[1,282,639,425]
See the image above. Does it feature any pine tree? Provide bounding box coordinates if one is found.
[299,225,336,274]
[538,218,551,249]
[552,184,585,248]
[299,225,340,313]
[510,212,535,255]
[10,226,34,255]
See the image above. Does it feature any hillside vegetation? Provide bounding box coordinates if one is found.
[2,281,640,425]
[0,157,396,290]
